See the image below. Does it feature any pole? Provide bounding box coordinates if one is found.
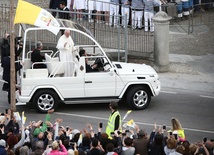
[10,0,16,111]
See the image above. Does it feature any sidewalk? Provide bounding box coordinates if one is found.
[159,54,214,93]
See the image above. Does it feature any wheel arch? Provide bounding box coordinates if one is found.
[119,83,153,100]
[29,86,63,103]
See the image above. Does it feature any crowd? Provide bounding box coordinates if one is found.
[0,101,213,155]
[49,0,162,32]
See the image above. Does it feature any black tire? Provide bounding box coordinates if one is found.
[126,86,151,110]
[33,89,59,113]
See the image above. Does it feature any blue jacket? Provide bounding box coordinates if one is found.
[0,145,7,155]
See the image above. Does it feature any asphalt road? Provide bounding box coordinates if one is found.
[0,82,213,144]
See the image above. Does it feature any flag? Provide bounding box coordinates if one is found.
[14,0,60,35]
[123,119,136,129]
[122,110,132,122]
[22,111,27,125]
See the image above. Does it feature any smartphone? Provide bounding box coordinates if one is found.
[69,142,75,146]
[122,133,126,136]
[47,127,53,132]
[125,129,129,133]
[203,137,207,143]
[163,125,166,130]
[173,134,178,140]
[110,132,115,135]
[169,131,172,136]
[5,109,8,114]
[40,122,43,126]
[99,123,103,128]
[66,126,69,131]
[117,131,121,134]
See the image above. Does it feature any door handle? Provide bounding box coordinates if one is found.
[85,81,92,83]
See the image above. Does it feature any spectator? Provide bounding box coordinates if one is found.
[86,138,105,155]
[88,0,96,22]
[19,145,30,155]
[103,0,110,25]
[106,143,118,155]
[121,0,131,27]
[0,139,7,155]
[122,137,135,155]
[182,140,190,155]
[131,0,144,30]
[48,140,68,155]
[31,41,46,69]
[96,0,104,23]
[169,144,185,155]
[169,117,186,142]
[132,126,149,155]
[59,1,70,20]
[149,127,165,155]
[29,141,45,155]
[143,0,160,32]
[73,0,86,21]
[105,101,121,137]
[164,137,177,155]
[49,0,61,17]
[109,0,120,26]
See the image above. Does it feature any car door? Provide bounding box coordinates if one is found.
[84,70,116,97]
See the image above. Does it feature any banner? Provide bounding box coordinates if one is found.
[14,0,60,35]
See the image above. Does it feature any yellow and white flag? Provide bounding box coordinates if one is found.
[14,0,60,35]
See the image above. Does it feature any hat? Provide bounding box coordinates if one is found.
[137,129,145,137]
[0,139,6,147]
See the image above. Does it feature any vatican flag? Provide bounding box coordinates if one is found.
[14,0,60,35]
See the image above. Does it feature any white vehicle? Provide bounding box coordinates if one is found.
[16,19,161,113]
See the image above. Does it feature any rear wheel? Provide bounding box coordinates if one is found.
[33,89,59,113]
[126,86,151,110]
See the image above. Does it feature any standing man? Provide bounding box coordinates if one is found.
[106,101,121,137]
[59,1,70,19]
[31,41,46,69]
[109,0,120,26]
[56,30,75,77]
[131,0,144,30]
[49,0,62,17]
[1,52,22,104]
[143,0,159,32]
[121,0,131,27]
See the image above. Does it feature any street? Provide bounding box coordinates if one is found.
[0,82,213,143]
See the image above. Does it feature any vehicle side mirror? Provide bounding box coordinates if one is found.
[109,68,115,76]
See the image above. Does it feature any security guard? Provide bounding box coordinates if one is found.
[106,101,121,137]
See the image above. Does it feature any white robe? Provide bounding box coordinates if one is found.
[56,35,74,77]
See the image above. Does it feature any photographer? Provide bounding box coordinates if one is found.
[1,33,23,93]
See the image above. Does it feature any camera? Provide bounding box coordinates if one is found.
[117,131,122,134]
[163,125,166,130]
[47,127,53,132]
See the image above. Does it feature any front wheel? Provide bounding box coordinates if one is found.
[126,86,151,110]
[33,89,59,113]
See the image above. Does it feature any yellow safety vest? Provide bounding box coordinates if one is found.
[106,111,121,137]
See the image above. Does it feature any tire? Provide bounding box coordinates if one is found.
[126,86,151,110]
[33,89,59,113]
